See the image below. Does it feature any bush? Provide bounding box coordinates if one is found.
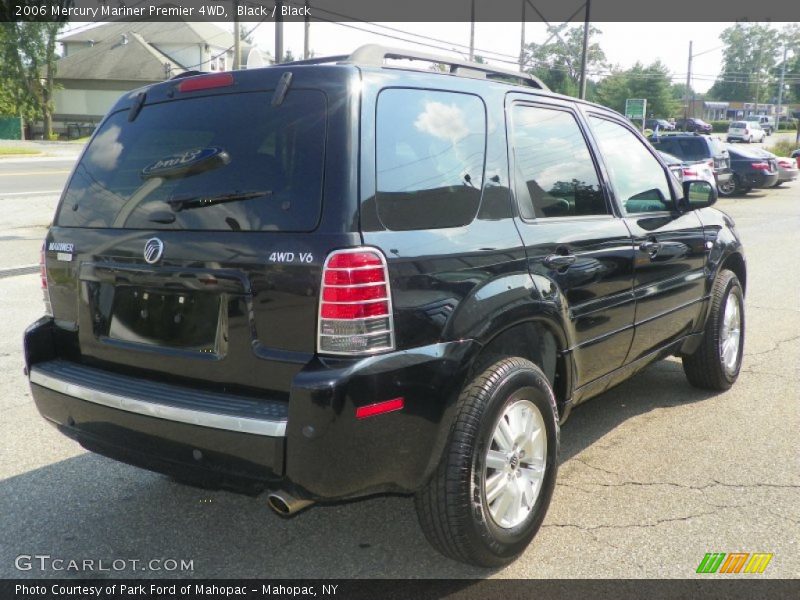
[710,120,730,133]
[777,121,798,131]
[766,139,800,157]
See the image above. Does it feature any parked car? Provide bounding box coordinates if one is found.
[747,148,799,185]
[727,120,766,143]
[675,117,713,134]
[650,133,734,195]
[24,45,746,568]
[791,149,800,169]
[725,145,780,193]
[657,150,685,181]
[657,150,715,188]
[646,118,675,131]
[743,115,773,136]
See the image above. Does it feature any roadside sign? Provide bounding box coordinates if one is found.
[625,98,647,121]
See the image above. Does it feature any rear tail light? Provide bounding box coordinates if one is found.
[318,248,395,355]
[682,168,698,177]
[751,161,770,171]
[778,159,792,169]
[40,242,52,316]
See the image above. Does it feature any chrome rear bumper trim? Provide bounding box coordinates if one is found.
[30,368,287,437]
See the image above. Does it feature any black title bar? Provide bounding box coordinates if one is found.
[2,0,800,23]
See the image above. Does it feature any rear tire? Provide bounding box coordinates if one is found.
[414,357,559,567]
[682,269,744,390]
[717,178,736,197]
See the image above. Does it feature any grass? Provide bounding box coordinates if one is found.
[0,146,42,156]
[67,136,91,144]
[766,139,800,157]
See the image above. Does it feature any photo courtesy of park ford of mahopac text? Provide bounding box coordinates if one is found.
[1,0,799,598]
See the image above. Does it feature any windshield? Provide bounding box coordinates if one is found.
[57,90,326,232]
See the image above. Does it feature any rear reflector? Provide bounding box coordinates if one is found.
[178,72,234,93]
[355,397,405,419]
[318,247,395,355]
[40,242,52,316]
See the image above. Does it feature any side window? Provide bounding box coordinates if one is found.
[589,117,673,214]
[511,105,608,219]
[375,89,486,230]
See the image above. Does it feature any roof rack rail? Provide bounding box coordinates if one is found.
[170,70,204,80]
[280,44,549,91]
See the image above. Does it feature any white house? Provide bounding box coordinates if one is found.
[53,22,251,135]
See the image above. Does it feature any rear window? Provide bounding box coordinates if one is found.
[731,122,746,128]
[57,90,326,231]
[664,138,708,162]
[375,88,486,231]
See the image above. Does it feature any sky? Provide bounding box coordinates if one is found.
[59,20,741,93]
[247,21,732,93]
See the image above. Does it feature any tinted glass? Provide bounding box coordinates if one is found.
[731,122,747,128]
[375,89,486,230]
[511,106,608,219]
[57,91,326,231]
[589,117,672,214]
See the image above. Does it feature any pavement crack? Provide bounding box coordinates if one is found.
[543,511,717,532]
[745,334,800,357]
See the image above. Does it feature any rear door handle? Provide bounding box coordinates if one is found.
[639,241,661,256]
[543,254,577,269]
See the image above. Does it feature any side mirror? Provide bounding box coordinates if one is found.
[681,179,717,210]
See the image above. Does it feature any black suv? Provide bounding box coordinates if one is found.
[650,133,735,195]
[25,45,747,568]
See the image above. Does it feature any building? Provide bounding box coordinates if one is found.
[52,22,252,136]
[691,99,800,122]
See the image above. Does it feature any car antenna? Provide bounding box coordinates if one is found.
[271,72,293,107]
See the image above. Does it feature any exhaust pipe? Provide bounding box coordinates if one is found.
[267,489,314,516]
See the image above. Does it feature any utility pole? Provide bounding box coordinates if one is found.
[275,0,284,63]
[303,0,310,59]
[519,0,525,72]
[232,0,240,70]
[753,44,763,116]
[578,0,591,100]
[775,44,787,130]
[469,0,475,61]
[684,40,693,121]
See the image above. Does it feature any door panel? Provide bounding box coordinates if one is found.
[585,115,707,362]
[507,101,636,386]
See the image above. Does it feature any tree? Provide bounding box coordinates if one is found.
[708,23,780,103]
[281,49,296,64]
[773,24,800,105]
[522,24,606,96]
[595,61,678,118]
[0,21,64,137]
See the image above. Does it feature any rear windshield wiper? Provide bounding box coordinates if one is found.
[167,190,272,212]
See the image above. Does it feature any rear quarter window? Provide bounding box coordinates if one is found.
[375,88,486,231]
[57,90,326,232]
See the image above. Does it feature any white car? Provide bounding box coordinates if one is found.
[727,121,766,143]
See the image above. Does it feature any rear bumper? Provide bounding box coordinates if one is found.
[742,171,780,188]
[25,317,479,500]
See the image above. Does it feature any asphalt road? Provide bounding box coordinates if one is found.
[0,157,797,579]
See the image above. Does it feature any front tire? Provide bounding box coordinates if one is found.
[414,357,559,567]
[682,269,744,390]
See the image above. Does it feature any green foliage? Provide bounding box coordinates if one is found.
[522,24,606,96]
[767,139,800,157]
[0,16,65,135]
[710,120,731,133]
[594,61,678,118]
[708,23,781,103]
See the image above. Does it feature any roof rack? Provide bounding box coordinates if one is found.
[282,44,548,91]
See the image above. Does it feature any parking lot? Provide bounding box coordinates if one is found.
[0,149,797,579]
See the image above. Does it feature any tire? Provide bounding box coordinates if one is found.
[682,269,744,390]
[414,357,559,567]
[732,175,749,195]
[717,177,736,197]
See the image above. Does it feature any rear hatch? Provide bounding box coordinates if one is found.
[45,67,359,396]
